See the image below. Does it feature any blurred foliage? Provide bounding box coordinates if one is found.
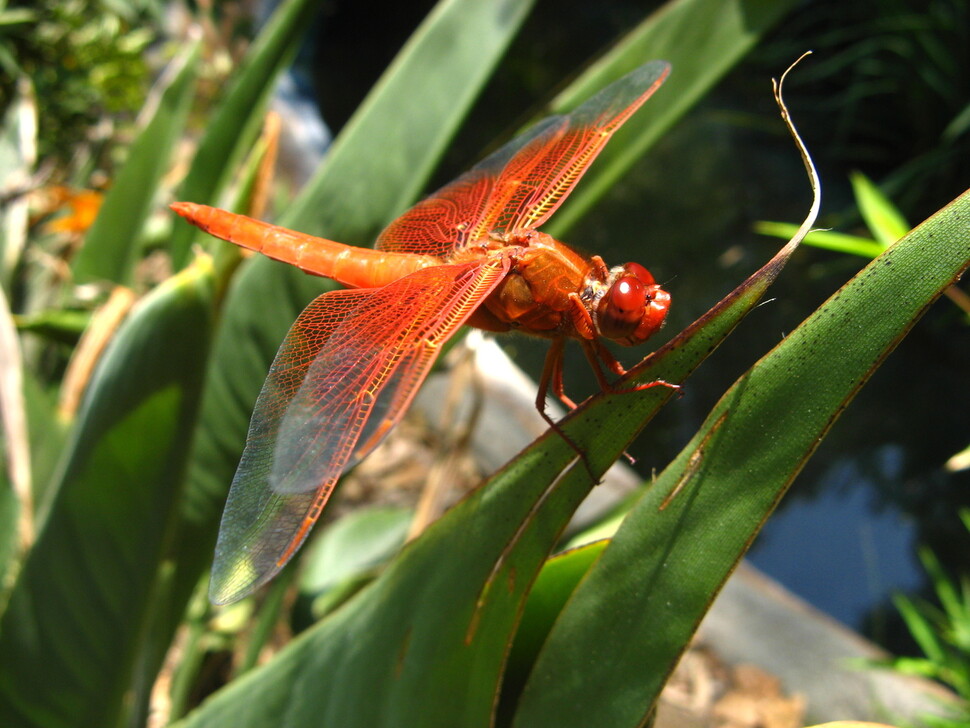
[872,511,970,727]
[753,0,970,221]
[0,0,156,164]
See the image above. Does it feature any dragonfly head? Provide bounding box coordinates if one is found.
[592,262,670,346]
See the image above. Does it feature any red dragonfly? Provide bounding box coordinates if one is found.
[173,60,671,604]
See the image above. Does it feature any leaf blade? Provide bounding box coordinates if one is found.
[73,40,201,284]
[512,189,970,727]
[0,260,215,728]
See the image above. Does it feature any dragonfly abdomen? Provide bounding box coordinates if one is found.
[170,202,438,289]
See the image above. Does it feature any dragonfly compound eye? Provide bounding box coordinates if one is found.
[597,263,669,345]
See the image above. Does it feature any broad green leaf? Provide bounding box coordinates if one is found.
[0,286,31,609]
[0,258,215,728]
[299,506,411,597]
[19,373,63,527]
[500,540,607,715]
[546,0,796,237]
[169,0,321,268]
[296,506,412,621]
[851,170,910,247]
[175,443,588,728]
[0,476,16,611]
[72,39,201,284]
[511,190,970,727]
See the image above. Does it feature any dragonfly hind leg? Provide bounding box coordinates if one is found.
[535,337,600,480]
[579,338,681,467]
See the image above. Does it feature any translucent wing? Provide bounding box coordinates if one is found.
[210,255,509,604]
[376,60,670,257]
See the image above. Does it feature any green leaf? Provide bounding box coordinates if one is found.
[19,371,64,528]
[894,593,946,665]
[0,8,37,26]
[920,546,962,627]
[0,258,215,728]
[0,286,32,609]
[169,0,321,268]
[13,308,90,344]
[759,174,914,261]
[0,477,17,611]
[500,541,607,714]
[72,39,201,284]
[545,0,797,237]
[756,221,886,258]
[850,170,911,247]
[299,506,411,598]
[511,189,970,727]
[176,445,585,728]
[0,370,66,611]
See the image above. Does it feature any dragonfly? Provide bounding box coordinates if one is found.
[173,60,672,604]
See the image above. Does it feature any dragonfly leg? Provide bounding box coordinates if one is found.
[565,293,676,393]
[589,254,611,281]
[585,338,681,396]
[549,338,579,410]
[537,338,597,480]
[579,337,617,390]
[579,339,680,466]
[536,337,576,413]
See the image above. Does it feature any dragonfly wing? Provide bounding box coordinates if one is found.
[375,117,562,257]
[210,255,509,604]
[486,60,670,234]
[376,60,669,256]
